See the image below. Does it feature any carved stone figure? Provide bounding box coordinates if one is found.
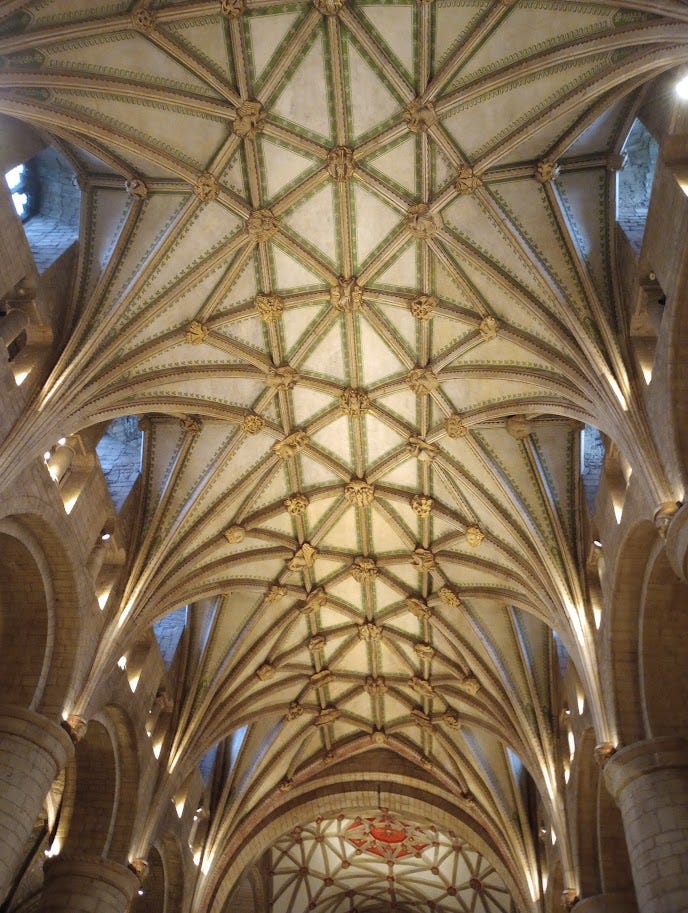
[534,160,561,184]
[479,315,498,340]
[331,276,363,312]
[256,663,275,681]
[340,388,370,415]
[265,365,299,390]
[506,414,531,440]
[285,494,309,515]
[266,584,287,602]
[327,146,356,181]
[288,542,317,570]
[408,436,439,462]
[406,597,432,620]
[414,642,435,659]
[185,320,209,345]
[407,367,439,395]
[246,208,279,240]
[406,203,442,239]
[439,586,461,608]
[221,0,246,19]
[351,556,378,582]
[445,414,468,438]
[465,525,484,548]
[410,294,436,320]
[256,293,284,323]
[242,414,265,434]
[404,100,436,133]
[358,622,383,641]
[233,100,265,137]
[125,177,148,198]
[194,172,219,202]
[179,415,202,435]
[409,675,434,696]
[313,0,345,14]
[411,494,433,517]
[454,165,483,195]
[344,479,375,506]
[410,547,436,571]
[224,524,245,544]
[365,676,388,695]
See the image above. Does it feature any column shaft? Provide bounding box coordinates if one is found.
[605,737,688,913]
[40,856,139,913]
[0,705,73,902]
[575,893,638,912]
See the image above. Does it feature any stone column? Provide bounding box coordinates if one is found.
[0,705,73,902]
[604,737,688,913]
[39,856,139,913]
[575,893,638,912]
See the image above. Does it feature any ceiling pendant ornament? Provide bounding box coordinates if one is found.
[562,889,580,911]
[298,587,328,614]
[285,493,309,515]
[461,673,481,694]
[406,203,442,239]
[465,525,485,548]
[272,430,309,459]
[441,711,461,730]
[438,586,461,608]
[404,100,437,133]
[255,292,284,323]
[286,701,304,720]
[410,547,437,571]
[179,415,202,435]
[410,294,436,320]
[365,675,388,695]
[266,585,287,602]
[256,662,276,681]
[344,478,375,506]
[124,177,148,199]
[351,556,378,582]
[307,633,327,652]
[279,778,294,792]
[371,729,387,744]
[131,2,156,32]
[406,597,432,620]
[358,622,383,641]
[224,524,245,544]
[310,668,334,687]
[506,414,531,439]
[408,436,439,462]
[265,365,299,389]
[185,320,209,345]
[241,413,265,434]
[411,707,434,730]
[479,315,498,340]
[220,0,246,19]
[232,100,265,137]
[454,166,483,195]
[340,387,370,415]
[410,675,434,696]
[314,706,341,726]
[313,0,345,15]
[245,208,280,240]
[534,160,561,184]
[288,542,318,571]
[411,494,433,517]
[407,367,439,395]
[445,414,468,438]
[327,146,356,181]
[331,277,363,312]
[194,172,219,202]
[414,642,435,660]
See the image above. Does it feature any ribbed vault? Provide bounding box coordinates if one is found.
[1,0,686,909]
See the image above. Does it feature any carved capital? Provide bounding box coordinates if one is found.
[411,494,433,517]
[654,501,680,538]
[406,203,442,239]
[454,166,483,195]
[256,292,284,323]
[331,276,363,312]
[242,413,265,435]
[407,367,439,395]
[185,320,209,345]
[594,741,617,768]
[561,889,579,911]
[194,172,219,202]
[285,494,309,515]
[62,715,88,744]
[340,387,370,415]
[246,208,279,240]
[404,100,437,133]
[328,146,356,181]
[345,479,375,506]
[410,294,436,320]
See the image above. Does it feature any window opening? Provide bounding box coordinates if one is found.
[616,118,659,253]
[95,415,144,511]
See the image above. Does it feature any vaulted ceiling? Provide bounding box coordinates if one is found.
[1,0,686,909]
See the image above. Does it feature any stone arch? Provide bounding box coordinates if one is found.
[0,506,82,721]
[639,545,688,740]
[156,833,186,913]
[130,846,165,913]
[573,728,601,897]
[105,704,141,864]
[606,520,657,745]
[203,749,532,913]
[57,718,117,858]
[0,526,49,710]
[596,761,633,896]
